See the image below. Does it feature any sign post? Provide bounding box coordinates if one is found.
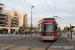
[70,24,72,39]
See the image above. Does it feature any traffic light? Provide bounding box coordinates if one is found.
[71,26,75,28]
[59,17,61,19]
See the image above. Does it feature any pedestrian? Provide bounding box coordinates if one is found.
[14,31,16,34]
[25,30,27,36]
[17,30,19,34]
[15,30,17,34]
[28,30,30,35]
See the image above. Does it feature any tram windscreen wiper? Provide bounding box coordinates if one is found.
[45,24,53,32]
[50,29,53,32]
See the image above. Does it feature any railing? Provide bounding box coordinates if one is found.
[0,16,6,18]
[0,18,5,20]
[11,25,18,27]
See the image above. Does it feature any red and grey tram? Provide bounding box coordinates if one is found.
[41,18,59,40]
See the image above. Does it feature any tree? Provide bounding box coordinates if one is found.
[20,25,28,30]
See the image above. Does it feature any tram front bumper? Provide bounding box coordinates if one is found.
[41,36,56,40]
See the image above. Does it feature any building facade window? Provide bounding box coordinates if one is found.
[0,7,2,10]
[0,5,4,7]
[14,12,18,16]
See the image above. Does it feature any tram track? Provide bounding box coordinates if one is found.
[5,37,41,50]
[60,33,74,50]
[65,37,74,50]
[45,41,55,50]
[0,36,62,50]
[27,40,57,50]
[1,36,72,50]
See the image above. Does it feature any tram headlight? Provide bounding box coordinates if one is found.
[51,33,53,34]
[41,33,43,36]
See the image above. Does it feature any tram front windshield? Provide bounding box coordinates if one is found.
[42,23,54,32]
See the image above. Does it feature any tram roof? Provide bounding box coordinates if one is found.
[44,18,55,20]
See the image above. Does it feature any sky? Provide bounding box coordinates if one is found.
[1,0,75,29]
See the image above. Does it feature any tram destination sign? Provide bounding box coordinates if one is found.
[46,23,52,24]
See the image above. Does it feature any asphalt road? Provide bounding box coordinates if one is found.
[0,35,75,50]
[63,32,75,38]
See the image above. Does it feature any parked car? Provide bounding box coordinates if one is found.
[73,33,75,35]
[2,31,8,34]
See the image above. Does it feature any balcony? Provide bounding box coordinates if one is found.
[11,21,18,24]
[14,20,18,22]
[0,14,6,18]
[0,21,4,24]
[0,18,5,20]
[11,19,18,21]
[0,11,2,14]
[0,24,8,26]
[0,24,6,26]
[11,24,18,27]
[25,22,27,23]
[0,20,5,22]
[14,21,18,23]
[25,18,27,20]
[11,22,18,25]
[0,16,6,18]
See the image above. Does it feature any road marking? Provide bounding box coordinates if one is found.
[0,44,5,46]
[0,44,66,50]
[30,47,45,50]
[0,35,20,36]
[0,45,16,50]
[9,46,30,50]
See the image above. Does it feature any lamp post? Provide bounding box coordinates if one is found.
[31,6,34,37]
[23,15,26,35]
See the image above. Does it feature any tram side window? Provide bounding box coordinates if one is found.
[0,29,2,32]
[44,24,46,31]
[55,25,57,32]
[55,25,57,30]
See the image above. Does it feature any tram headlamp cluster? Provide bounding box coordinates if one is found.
[51,33,53,34]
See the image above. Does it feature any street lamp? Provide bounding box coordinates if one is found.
[31,6,34,37]
[23,15,26,35]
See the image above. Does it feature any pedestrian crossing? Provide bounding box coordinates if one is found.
[0,34,20,36]
[0,44,65,50]
[0,44,30,50]
[0,34,40,37]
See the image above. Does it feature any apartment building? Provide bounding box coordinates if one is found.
[0,3,28,33]
[19,12,28,28]
[5,10,19,33]
[38,18,44,31]
[6,10,19,27]
[0,3,10,33]
[0,3,8,26]
[0,3,5,14]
